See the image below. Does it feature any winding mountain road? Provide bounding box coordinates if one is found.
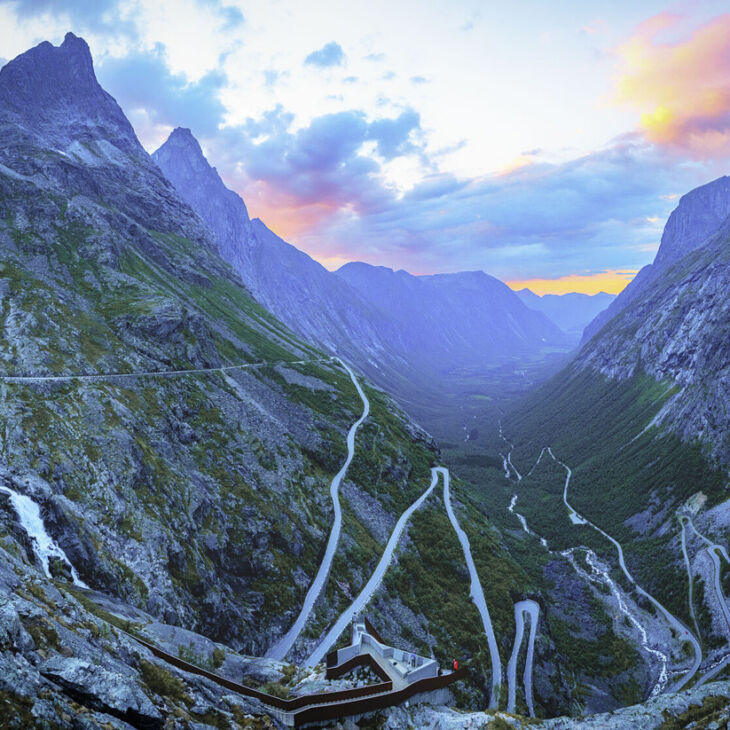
[681,515,730,636]
[306,466,504,712]
[0,358,333,383]
[680,517,703,640]
[267,359,370,661]
[498,421,522,481]
[507,599,539,716]
[547,448,702,692]
[304,468,440,667]
[442,466,502,708]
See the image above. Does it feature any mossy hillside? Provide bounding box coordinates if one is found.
[382,496,499,710]
[347,384,435,512]
[440,441,659,713]
[501,368,726,628]
[2,195,320,376]
[1,170,452,654]
[3,364,369,646]
[292,380,439,649]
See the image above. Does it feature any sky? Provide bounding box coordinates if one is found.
[2,1,730,294]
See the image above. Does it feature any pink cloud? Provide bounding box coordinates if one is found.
[614,13,730,158]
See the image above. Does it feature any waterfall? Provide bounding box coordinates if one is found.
[0,485,88,588]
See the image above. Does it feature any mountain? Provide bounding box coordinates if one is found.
[515,289,615,338]
[336,264,567,370]
[495,172,730,702]
[0,33,498,721]
[153,128,571,422]
[571,173,730,462]
[152,129,400,367]
[1,33,599,726]
[583,175,730,343]
[575,219,730,464]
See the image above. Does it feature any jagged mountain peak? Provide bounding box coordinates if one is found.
[155,127,236,190]
[153,126,256,265]
[655,174,730,267]
[0,32,141,156]
[158,127,205,158]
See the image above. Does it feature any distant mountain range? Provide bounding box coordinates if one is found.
[514,289,614,338]
[153,127,571,409]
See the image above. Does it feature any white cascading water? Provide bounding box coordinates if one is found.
[0,485,88,588]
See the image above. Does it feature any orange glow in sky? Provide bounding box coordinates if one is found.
[614,13,730,157]
[507,269,637,296]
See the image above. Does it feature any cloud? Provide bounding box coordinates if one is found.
[410,75,428,84]
[263,68,285,87]
[364,52,384,62]
[200,104,705,283]
[304,41,345,68]
[97,46,227,143]
[368,108,420,159]
[614,13,730,158]
[3,0,118,25]
[217,3,244,29]
[1,0,136,36]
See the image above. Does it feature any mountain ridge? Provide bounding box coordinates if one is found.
[582,174,730,344]
[514,288,615,337]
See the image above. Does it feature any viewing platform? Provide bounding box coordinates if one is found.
[127,617,464,727]
[326,618,441,690]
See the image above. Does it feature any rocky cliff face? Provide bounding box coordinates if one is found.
[576,223,730,463]
[151,128,259,276]
[583,175,730,343]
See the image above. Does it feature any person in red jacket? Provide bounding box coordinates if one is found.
[453,659,459,670]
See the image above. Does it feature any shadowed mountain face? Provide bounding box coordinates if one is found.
[153,127,570,414]
[153,128,400,367]
[515,289,614,338]
[582,175,730,343]
[336,263,567,370]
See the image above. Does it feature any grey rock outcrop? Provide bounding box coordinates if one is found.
[583,175,730,343]
[39,656,163,727]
